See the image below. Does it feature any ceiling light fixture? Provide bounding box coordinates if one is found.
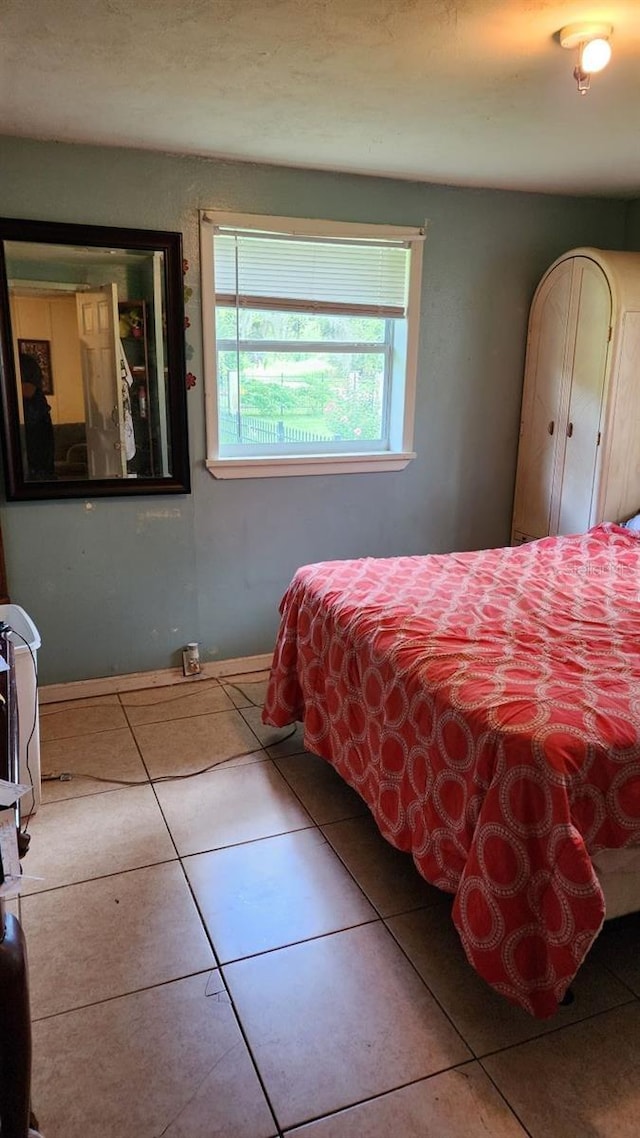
[559,22,613,95]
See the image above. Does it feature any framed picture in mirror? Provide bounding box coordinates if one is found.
[0,218,190,499]
[17,338,54,395]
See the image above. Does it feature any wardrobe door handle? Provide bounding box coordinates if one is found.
[567,422,574,438]
[548,420,554,435]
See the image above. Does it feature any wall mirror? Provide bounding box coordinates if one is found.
[0,218,190,500]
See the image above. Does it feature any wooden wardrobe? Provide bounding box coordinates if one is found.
[511,248,640,544]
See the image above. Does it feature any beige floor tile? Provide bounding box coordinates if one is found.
[286,1063,528,1137]
[483,1003,640,1138]
[224,922,470,1130]
[241,705,306,756]
[40,727,147,802]
[155,761,313,856]
[32,972,277,1138]
[22,861,215,1019]
[274,752,369,825]
[184,828,375,963]
[266,725,306,758]
[223,678,269,709]
[223,668,271,685]
[387,906,634,1056]
[40,694,121,714]
[121,678,234,725]
[20,784,175,894]
[3,895,20,920]
[120,679,222,704]
[322,814,446,917]
[133,707,264,778]
[593,911,640,995]
[39,695,127,741]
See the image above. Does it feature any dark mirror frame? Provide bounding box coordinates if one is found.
[0,217,190,500]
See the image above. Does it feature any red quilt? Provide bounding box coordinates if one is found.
[263,524,640,1017]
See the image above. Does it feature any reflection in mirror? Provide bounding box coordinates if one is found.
[8,243,169,483]
[0,221,190,499]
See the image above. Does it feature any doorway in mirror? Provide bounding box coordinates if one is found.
[0,218,189,500]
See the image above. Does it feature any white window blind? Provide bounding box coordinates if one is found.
[213,231,410,317]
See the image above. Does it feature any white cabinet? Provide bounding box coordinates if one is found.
[512,248,640,543]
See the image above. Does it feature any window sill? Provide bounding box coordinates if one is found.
[206,451,416,479]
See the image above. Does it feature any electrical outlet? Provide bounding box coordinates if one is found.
[182,642,201,676]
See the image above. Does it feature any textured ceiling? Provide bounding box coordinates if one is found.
[1,0,639,196]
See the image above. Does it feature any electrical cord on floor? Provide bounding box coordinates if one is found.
[40,668,299,789]
[37,674,267,717]
[39,677,252,717]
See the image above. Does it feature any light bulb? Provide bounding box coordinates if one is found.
[581,38,611,74]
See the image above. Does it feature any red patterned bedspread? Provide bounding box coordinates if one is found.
[263,524,640,1017]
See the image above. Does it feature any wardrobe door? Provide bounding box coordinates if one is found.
[512,261,574,540]
[555,259,611,536]
[600,311,640,523]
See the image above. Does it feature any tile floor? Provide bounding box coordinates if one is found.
[12,674,640,1137]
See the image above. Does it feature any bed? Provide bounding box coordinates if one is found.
[263,523,640,1018]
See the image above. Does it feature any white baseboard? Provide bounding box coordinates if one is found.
[39,652,274,704]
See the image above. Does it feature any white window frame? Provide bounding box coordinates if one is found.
[200,211,426,479]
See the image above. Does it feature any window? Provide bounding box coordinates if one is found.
[200,211,426,478]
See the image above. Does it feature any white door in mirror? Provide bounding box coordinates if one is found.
[76,285,127,478]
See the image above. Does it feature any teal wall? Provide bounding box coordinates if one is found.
[0,136,629,683]
[626,199,640,249]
